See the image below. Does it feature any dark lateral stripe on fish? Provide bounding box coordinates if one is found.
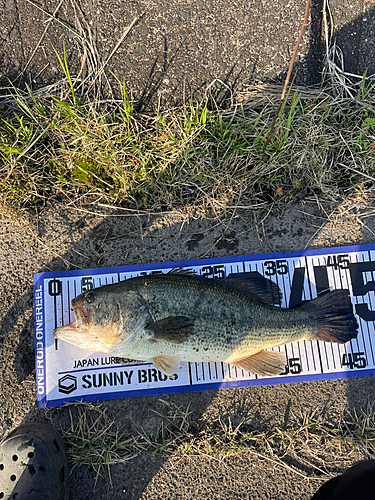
[148,316,195,343]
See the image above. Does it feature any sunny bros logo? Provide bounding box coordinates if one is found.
[58,368,178,393]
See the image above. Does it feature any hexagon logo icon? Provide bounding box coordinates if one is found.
[58,374,77,394]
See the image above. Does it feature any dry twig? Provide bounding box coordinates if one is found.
[263,0,311,151]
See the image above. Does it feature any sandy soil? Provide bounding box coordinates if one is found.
[1,192,375,499]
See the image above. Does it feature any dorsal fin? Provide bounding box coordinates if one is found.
[168,267,197,276]
[224,272,282,305]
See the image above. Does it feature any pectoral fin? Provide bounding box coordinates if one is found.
[147,316,194,343]
[232,350,286,376]
[152,355,181,376]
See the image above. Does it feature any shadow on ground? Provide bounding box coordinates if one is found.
[1,0,375,103]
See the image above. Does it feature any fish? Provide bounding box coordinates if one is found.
[53,269,359,377]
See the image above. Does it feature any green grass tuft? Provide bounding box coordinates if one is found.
[1,51,375,212]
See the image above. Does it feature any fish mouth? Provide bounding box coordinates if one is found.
[72,299,92,331]
[53,321,78,339]
[53,299,92,340]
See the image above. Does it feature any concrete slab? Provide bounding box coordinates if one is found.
[1,0,375,105]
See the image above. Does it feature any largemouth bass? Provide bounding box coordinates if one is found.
[53,270,358,377]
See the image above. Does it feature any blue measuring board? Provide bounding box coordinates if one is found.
[33,244,375,407]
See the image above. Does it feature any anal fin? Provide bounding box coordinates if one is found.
[152,355,181,376]
[232,350,286,377]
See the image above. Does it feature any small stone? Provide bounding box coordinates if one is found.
[274,53,284,65]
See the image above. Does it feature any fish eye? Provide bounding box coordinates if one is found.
[85,293,95,303]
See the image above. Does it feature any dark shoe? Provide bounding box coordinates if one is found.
[0,422,69,500]
[311,460,375,500]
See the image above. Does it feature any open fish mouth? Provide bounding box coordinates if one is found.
[72,299,92,331]
[53,321,77,338]
[53,301,92,341]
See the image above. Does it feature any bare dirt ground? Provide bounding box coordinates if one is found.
[2,192,375,499]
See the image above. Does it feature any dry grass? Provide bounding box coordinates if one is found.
[1,77,374,214]
[1,0,375,214]
[54,402,147,486]
[45,400,375,487]
[177,411,361,480]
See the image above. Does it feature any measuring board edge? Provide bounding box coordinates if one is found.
[41,368,375,408]
[33,243,370,281]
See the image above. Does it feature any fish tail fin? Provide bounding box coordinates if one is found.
[301,289,358,343]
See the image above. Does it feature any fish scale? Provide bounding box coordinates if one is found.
[135,277,316,361]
